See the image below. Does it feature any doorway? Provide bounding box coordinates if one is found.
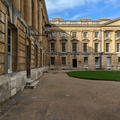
[73,59,77,68]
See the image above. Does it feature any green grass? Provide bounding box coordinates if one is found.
[67,71,120,81]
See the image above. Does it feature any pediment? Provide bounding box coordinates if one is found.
[104,38,112,42]
[93,39,100,42]
[60,38,68,42]
[49,39,56,42]
[116,38,120,42]
[105,18,120,26]
[71,39,79,42]
[82,39,90,42]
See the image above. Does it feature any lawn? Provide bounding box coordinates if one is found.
[67,71,120,81]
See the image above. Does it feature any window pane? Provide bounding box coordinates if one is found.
[83,32,88,38]
[95,32,99,38]
[106,32,110,38]
[72,32,76,38]
[95,43,98,52]
[72,43,77,52]
[117,32,120,38]
[84,57,88,66]
[118,57,120,65]
[95,57,100,66]
[83,43,88,52]
[106,43,110,52]
[61,32,66,38]
[117,43,120,52]
[51,57,55,65]
[51,32,55,38]
[62,57,66,65]
[51,43,54,52]
[62,43,66,52]
[107,57,111,66]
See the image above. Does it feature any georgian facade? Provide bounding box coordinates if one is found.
[49,18,120,70]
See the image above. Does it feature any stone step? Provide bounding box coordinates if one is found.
[26,79,34,85]
[25,80,39,89]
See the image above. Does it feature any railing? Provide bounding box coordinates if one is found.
[50,21,101,26]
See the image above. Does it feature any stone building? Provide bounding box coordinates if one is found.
[0,0,49,103]
[49,18,120,70]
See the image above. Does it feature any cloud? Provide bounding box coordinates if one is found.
[45,0,117,13]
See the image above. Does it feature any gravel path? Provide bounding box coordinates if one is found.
[1,71,120,120]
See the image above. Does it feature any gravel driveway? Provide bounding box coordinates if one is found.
[1,71,120,120]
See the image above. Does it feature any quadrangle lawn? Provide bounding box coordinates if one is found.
[67,71,120,81]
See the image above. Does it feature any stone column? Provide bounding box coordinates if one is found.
[24,0,32,26]
[20,0,24,17]
[113,31,116,53]
[15,0,20,11]
[33,0,38,31]
[101,30,104,52]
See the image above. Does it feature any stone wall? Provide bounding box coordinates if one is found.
[0,67,48,103]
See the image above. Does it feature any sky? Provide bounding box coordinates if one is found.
[45,0,120,21]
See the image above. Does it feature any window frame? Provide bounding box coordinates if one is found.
[95,32,99,38]
[117,43,120,52]
[62,43,66,52]
[51,57,55,66]
[50,43,55,52]
[61,32,66,38]
[106,43,110,52]
[72,32,77,38]
[84,57,88,66]
[62,57,66,66]
[72,43,77,53]
[95,43,99,53]
[83,43,88,53]
[83,32,88,38]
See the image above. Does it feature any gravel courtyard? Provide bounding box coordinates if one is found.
[1,71,120,120]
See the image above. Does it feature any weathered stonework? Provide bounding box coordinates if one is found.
[49,18,120,70]
[0,67,48,103]
[0,0,49,104]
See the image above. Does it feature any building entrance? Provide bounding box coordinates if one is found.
[73,59,77,68]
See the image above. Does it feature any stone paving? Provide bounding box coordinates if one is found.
[1,71,120,120]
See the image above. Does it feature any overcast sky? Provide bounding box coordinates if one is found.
[45,0,120,20]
